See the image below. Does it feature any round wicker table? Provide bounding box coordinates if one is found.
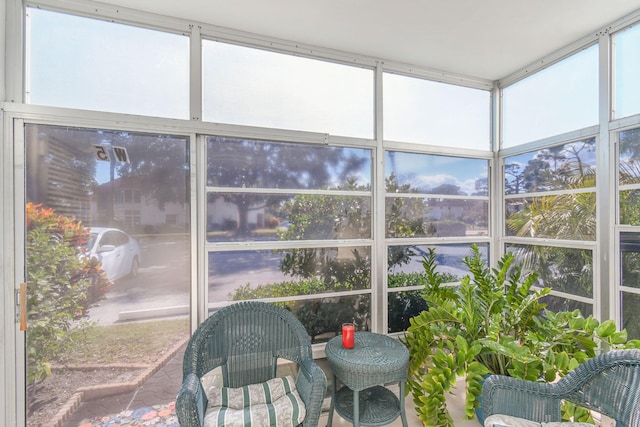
[325,331,409,427]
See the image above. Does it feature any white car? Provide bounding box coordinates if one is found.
[84,227,141,282]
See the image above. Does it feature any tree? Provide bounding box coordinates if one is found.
[505,142,597,308]
[108,132,190,210]
[504,162,523,194]
[207,136,368,237]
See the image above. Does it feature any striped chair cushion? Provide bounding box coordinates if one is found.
[485,414,594,427]
[203,375,306,427]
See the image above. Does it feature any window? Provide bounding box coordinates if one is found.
[613,23,640,119]
[385,150,490,332]
[502,45,599,148]
[385,151,489,238]
[23,124,191,425]
[383,73,490,149]
[206,136,373,341]
[26,7,189,118]
[618,127,640,339]
[202,41,374,138]
[503,138,597,313]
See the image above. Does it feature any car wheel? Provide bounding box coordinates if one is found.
[129,257,139,278]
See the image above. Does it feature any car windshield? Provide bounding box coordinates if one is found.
[85,233,99,251]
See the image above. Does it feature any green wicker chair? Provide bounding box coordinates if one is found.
[176,301,327,427]
[481,349,640,427]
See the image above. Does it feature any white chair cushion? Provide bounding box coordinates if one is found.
[203,375,306,427]
[485,414,595,427]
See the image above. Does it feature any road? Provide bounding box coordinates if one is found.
[87,235,190,325]
[87,235,288,324]
[88,239,481,325]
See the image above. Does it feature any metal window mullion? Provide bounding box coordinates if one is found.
[195,134,207,327]
[5,0,23,104]
[205,239,374,252]
[190,24,202,122]
[387,193,489,201]
[504,187,596,200]
[502,237,597,251]
[374,62,385,334]
[206,187,371,196]
[597,30,614,323]
[545,289,595,306]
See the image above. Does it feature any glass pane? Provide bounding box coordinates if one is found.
[618,127,640,186]
[383,73,490,149]
[621,232,640,289]
[386,197,488,238]
[614,23,640,119]
[202,40,374,138]
[207,193,371,241]
[506,244,593,298]
[620,190,640,225]
[210,247,371,303]
[24,124,190,426]
[207,136,372,189]
[385,152,489,196]
[387,243,489,280]
[277,295,371,344]
[504,138,596,195]
[26,8,189,118]
[621,291,640,340]
[502,45,598,147]
[541,294,593,317]
[387,243,489,333]
[387,290,427,333]
[505,193,596,240]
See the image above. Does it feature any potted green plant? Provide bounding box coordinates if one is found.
[404,244,640,427]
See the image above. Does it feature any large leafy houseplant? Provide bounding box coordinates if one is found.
[405,244,640,427]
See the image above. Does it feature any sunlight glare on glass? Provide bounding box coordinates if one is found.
[383,73,491,150]
[26,7,189,119]
[502,44,598,148]
[614,23,640,119]
[202,40,374,138]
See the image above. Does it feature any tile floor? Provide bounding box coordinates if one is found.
[62,342,483,427]
[320,385,481,427]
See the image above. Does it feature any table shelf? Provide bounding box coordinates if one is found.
[334,385,402,426]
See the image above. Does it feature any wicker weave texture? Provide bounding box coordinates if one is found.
[325,332,409,391]
[481,349,640,427]
[176,301,327,427]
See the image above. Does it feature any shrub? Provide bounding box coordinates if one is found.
[405,244,640,426]
[25,203,111,383]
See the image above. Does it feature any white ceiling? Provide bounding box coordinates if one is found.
[103,0,640,81]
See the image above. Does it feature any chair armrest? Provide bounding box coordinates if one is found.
[176,372,208,427]
[482,375,562,424]
[296,358,328,427]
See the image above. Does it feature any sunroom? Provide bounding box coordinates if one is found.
[3,1,640,426]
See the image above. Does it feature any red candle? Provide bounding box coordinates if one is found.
[342,323,355,349]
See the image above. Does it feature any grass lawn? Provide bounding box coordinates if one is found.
[55,318,189,365]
